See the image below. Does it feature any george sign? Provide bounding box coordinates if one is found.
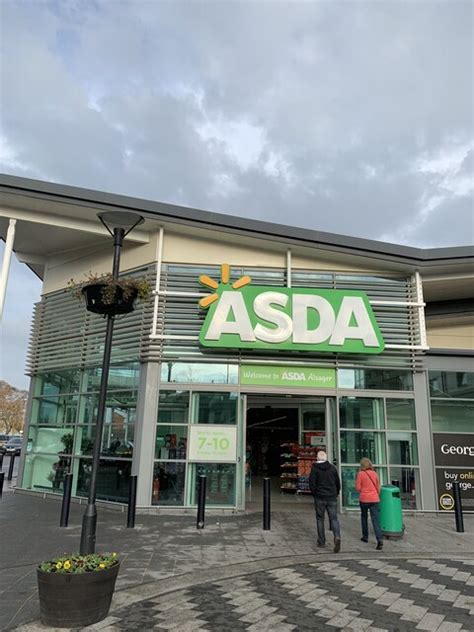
[188,426,237,462]
[198,266,384,354]
[436,468,474,510]
[240,364,336,388]
[433,434,474,511]
[433,434,474,468]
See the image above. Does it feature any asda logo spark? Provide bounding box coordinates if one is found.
[198,265,384,354]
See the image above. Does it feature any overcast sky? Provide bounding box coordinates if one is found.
[1,0,473,389]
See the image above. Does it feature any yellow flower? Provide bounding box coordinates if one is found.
[63,560,71,570]
[56,562,62,570]
[112,552,117,558]
[99,563,105,569]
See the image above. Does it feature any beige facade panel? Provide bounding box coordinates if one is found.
[427,321,474,350]
[42,225,416,295]
[161,230,394,274]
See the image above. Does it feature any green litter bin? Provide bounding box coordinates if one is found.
[380,485,404,539]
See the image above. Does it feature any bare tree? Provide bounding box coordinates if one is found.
[0,381,28,434]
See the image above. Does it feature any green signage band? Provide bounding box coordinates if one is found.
[199,281,385,354]
[241,365,336,388]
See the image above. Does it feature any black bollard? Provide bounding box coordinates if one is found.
[453,481,464,533]
[127,475,138,528]
[0,472,4,498]
[60,473,73,527]
[0,452,4,469]
[391,479,400,489]
[7,453,16,481]
[196,475,206,529]
[263,477,271,530]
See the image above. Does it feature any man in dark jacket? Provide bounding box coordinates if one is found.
[309,450,341,552]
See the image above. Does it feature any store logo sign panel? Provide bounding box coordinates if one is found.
[241,364,336,388]
[188,426,237,463]
[198,265,384,354]
[433,433,474,468]
[433,433,474,511]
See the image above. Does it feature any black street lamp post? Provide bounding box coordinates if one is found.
[79,211,144,555]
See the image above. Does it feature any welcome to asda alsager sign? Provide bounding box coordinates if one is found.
[198,265,384,354]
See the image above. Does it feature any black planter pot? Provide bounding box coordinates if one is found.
[37,563,120,628]
[82,283,138,315]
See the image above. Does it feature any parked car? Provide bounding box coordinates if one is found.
[0,434,10,452]
[3,435,23,456]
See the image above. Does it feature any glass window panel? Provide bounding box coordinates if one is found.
[340,431,386,464]
[429,371,474,399]
[33,396,78,426]
[388,432,418,465]
[76,458,132,503]
[339,398,384,429]
[194,392,237,425]
[338,369,413,391]
[151,462,186,505]
[386,399,416,430]
[79,391,137,425]
[161,363,238,384]
[155,426,188,460]
[84,364,140,392]
[27,426,73,455]
[75,424,134,458]
[341,466,388,508]
[191,463,236,506]
[430,400,474,432]
[76,426,95,456]
[301,402,325,431]
[23,454,71,494]
[389,467,419,509]
[35,370,80,396]
[158,391,189,424]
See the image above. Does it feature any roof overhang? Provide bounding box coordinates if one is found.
[1,174,473,284]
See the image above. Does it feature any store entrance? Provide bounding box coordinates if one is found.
[245,396,328,507]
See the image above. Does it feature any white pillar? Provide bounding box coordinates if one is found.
[133,362,160,506]
[0,219,17,322]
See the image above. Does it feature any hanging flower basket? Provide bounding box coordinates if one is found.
[67,272,151,316]
[82,282,138,315]
[37,554,120,628]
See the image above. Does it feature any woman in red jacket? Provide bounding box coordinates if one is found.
[355,458,383,550]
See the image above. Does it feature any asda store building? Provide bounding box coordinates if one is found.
[1,175,473,513]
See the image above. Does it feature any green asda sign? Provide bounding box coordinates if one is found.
[198,267,384,354]
[241,365,336,388]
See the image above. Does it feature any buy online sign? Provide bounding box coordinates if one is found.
[198,268,384,354]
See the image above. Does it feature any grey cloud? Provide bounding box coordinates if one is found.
[0,0,473,387]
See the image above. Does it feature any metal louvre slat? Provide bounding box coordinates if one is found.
[146,264,425,371]
[27,266,155,374]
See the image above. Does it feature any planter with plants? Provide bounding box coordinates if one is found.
[68,272,151,316]
[37,553,120,627]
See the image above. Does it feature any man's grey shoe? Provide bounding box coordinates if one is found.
[334,539,341,553]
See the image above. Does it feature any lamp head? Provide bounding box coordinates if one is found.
[97,211,144,237]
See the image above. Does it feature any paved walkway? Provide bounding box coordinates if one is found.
[85,556,474,631]
[1,475,473,631]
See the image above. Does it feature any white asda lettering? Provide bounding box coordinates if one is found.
[205,291,379,346]
[281,372,306,381]
[441,444,474,457]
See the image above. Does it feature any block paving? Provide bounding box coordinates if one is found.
[85,556,474,632]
